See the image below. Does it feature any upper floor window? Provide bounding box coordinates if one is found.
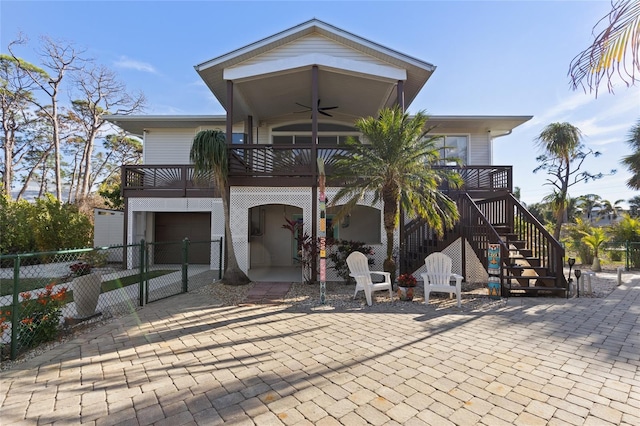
[271,122,359,145]
[432,135,468,165]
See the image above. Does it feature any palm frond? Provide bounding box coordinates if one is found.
[568,0,640,95]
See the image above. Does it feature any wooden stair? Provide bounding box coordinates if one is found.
[401,193,567,298]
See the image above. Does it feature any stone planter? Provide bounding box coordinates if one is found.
[397,286,415,301]
[73,272,102,318]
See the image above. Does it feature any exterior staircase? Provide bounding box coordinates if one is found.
[402,192,568,297]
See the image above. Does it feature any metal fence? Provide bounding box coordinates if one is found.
[601,241,639,270]
[624,241,640,270]
[0,238,222,360]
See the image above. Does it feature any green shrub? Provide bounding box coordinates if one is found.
[0,194,37,254]
[327,239,375,283]
[609,250,623,262]
[564,218,594,265]
[0,194,93,254]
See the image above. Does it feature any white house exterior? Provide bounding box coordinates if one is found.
[108,19,562,291]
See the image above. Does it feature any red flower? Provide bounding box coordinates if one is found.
[397,273,417,287]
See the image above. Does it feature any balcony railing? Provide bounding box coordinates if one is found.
[122,165,219,197]
[122,145,512,196]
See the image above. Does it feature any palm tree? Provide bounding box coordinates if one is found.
[569,0,640,95]
[331,106,462,281]
[599,198,625,220]
[581,227,608,272]
[628,195,640,216]
[621,119,640,189]
[535,122,584,239]
[577,193,602,222]
[190,129,250,285]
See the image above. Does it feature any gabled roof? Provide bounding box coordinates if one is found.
[194,19,436,122]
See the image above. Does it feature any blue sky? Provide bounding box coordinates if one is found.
[2,0,638,207]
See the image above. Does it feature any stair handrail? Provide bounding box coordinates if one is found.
[477,193,567,289]
[460,194,511,288]
[507,192,566,288]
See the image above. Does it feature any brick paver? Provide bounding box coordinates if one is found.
[1,275,638,425]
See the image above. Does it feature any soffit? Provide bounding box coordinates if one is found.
[426,116,533,135]
[104,115,226,136]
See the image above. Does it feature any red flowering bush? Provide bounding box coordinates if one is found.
[18,283,68,349]
[397,273,417,287]
[0,310,10,333]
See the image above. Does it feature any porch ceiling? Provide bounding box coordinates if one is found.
[231,67,397,122]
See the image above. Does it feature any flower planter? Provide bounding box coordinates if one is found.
[73,272,102,318]
[397,286,415,301]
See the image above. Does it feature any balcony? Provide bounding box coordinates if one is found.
[122,145,512,197]
[122,165,219,198]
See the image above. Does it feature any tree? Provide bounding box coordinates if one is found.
[98,176,123,210]
[576,193,602,222]
[190,129,250,285]
[599,198,625,220]
[70,65,145,200]
[534,122,614,239]
[621,119,640,189]
[628,195,640,216]
[95,133,142,209]
[569,0,640,95]
[8,35,83,200]
[0,54,48,197]
[581,227,608,271]
[331,106,462,281]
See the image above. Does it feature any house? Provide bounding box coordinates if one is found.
[107,19,567,295]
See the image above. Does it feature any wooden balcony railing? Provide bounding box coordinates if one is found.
[122,165,219,197]
[122,145,512,195]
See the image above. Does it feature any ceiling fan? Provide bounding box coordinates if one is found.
[295,99,338,117]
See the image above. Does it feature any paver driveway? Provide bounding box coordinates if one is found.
[1,279,639,425]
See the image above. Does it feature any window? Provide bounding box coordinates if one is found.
[232,133,248,144]
[271,123,359,145]
[432,135,468,165]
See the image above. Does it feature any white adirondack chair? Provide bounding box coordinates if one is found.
[421,252,463,307]
[346,251,393,306]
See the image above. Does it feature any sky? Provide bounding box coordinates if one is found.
[2,0,638,207]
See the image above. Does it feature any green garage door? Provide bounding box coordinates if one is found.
[154,212,211,264]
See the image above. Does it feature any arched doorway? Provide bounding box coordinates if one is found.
[248,204,303,282]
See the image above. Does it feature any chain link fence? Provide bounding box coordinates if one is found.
[1,238,222,360]
[601,241,639,270]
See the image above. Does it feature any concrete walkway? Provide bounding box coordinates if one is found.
[242,282,293,305]
[1,279,638,425]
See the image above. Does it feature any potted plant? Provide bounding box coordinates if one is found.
[396,273,417,301]
[69,258,102,319]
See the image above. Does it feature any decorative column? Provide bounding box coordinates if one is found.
[311,65,319,282]
[318,158,327,304]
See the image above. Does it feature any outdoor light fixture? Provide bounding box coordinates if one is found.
[567,257,576,298]
[575,269,582,297]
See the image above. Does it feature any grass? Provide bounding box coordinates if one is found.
[0,270,177,298]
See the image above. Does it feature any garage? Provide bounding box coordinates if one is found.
[154,212,212,264]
